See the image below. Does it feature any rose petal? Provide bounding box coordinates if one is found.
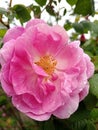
[27,25,64,56]
[25,18,45,29]
[12,95,51,121]
[53,95,79,119]
[0,40,15,65]
[55,41,83,70]
[3,27,24,43]
[84,54,95,78]
[52,25,69,44]
[26,112,51,121]
[79,83,89,101]
[12,95,34,112]
[0,63,15,96]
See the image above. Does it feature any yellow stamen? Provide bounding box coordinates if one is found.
[35,55,57,75]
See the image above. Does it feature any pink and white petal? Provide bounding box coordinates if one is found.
[52,25,69,44]
[0,74,15,96]
[84,54,94,78]
[11,40,48,77]
[12,36,47,77]
[11,66,36,95]
[79,82,89,101]
[28,24,67,56]
[25,18,45,29]
[42,92,64,113]
[22,94,46,115]
[26,112,51,121]
[0,77,14,96]
[35,23,68,45]
[61,78,73,95]
[26,22,50,37]
[11,44,33,68]
[3,26,24,43]
[32,31,58,56]
[55,41,83,70]
[13,94,44,115]
[26,24,66,57]
[0,40,15,65]
[12,95,51,121]
[30,78,45,103]
[12,95,34,113]
[16,35,40,64]
[10,61,47,100]
[0,63,15,96]
[35,23,65,44]
[22,93,41,109]
[9,54,35,95]
[26,19,69,47]
[32,64,48,76]
[42,78,69,113]
[53,95,79,119]
[31,25,58,55]
[10,54,45,101]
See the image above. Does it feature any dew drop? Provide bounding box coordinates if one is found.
[83,81,87,85]
[16,104,20,108]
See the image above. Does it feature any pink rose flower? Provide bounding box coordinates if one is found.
[0,19,94,121]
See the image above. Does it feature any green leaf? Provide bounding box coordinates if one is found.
[31,6,41,18]
[85,120,96,130]
[82,39,97,55]
[89,74,98,98]
[74,0,95,16]
[90,108,98,122]
[58,0,61,2]
[63,8,67,16]
[53,1,57,5]
[73,22,84,34]
[67,104,96,130]
[0,95,7,105]
[80,20,91,33]
[69,120,90,130]
[13,4,31,24]
[66,0,78,6]
[90,20,98,34]
[46,5,55,16]
[69,102,90,122]
[92,56,98,71]
[0,38,3,48]
[84,93,97,110]
[64,20,72,30]
[44,119,55,130]
[0,7,8,15]
[0,29,7,38]
[53,119,71,130]
[35,0,47,6]
[73,21,93,34]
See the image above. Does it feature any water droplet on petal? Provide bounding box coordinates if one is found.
[83,81,87,85]
[16,104,20,108]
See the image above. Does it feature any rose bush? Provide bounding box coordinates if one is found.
[0,19,94,121]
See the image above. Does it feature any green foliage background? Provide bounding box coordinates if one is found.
[0,0,98,129]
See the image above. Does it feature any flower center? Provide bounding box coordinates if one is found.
[35,55,57,75]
